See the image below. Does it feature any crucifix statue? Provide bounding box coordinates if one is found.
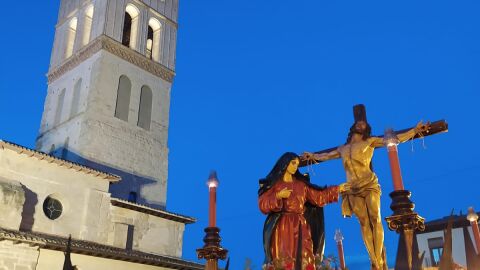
[302,104,447,270]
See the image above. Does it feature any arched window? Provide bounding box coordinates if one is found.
[70,78,82,117]
[114,75,131,121]
[137,86,153,130]
[146,26,154,59]
[54,88,66,125]
[122,13,132,46]
[82,5,94,46]
[65,17,78,58]
[122,4,140,49]
[147,18,162,62]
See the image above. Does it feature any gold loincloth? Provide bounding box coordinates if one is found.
[341,180,381,218]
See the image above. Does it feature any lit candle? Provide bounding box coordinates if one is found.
[207,171,219,228]
[467,207,480,253]
[384,129,405,191]
[334,229,346,270]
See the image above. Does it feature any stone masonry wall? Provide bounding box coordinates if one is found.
[38,50,171,208]
[0,241,40,270]
[109,205,184,257]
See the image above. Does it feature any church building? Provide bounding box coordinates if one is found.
[0,0,202,269]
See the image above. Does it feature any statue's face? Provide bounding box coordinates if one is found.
[286,158,299,175]
[355,121,367,133]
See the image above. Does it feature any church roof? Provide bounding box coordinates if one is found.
[111,198,196,224]
[0,227,204,270]
[0,140,121,182]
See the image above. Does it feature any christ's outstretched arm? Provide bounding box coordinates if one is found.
[302,148,340,163]
[369,121,430,148]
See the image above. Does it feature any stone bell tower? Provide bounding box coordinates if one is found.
[36,0,179,208]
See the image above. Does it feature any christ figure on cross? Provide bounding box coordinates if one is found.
[302,105,431,270]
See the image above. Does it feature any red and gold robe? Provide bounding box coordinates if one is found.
[259,178,339,266]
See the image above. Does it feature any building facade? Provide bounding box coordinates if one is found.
[0,0,201,269]
[395,212,479,269]
[416,213,479,269]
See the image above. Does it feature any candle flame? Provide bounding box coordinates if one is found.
[207,170,219,188]
[467,207,479,222]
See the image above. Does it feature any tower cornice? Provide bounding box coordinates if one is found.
[47,35,175,84]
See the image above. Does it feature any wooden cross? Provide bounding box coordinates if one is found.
[299,104,448,167]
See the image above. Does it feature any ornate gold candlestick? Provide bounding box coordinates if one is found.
[384,129,425,270]
[196,171,228,270]
[197,227,228,270]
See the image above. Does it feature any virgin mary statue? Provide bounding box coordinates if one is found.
[258,152,348,269]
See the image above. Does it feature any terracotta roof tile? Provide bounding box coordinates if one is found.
[0,140,120,182]
[111,198,196,224]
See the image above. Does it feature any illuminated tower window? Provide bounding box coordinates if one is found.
[147,18,162,62]
[65,17,78,58]
[82,5,94,46]
[122,4,140,49]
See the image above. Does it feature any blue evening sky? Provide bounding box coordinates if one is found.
[1,1,479,269]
